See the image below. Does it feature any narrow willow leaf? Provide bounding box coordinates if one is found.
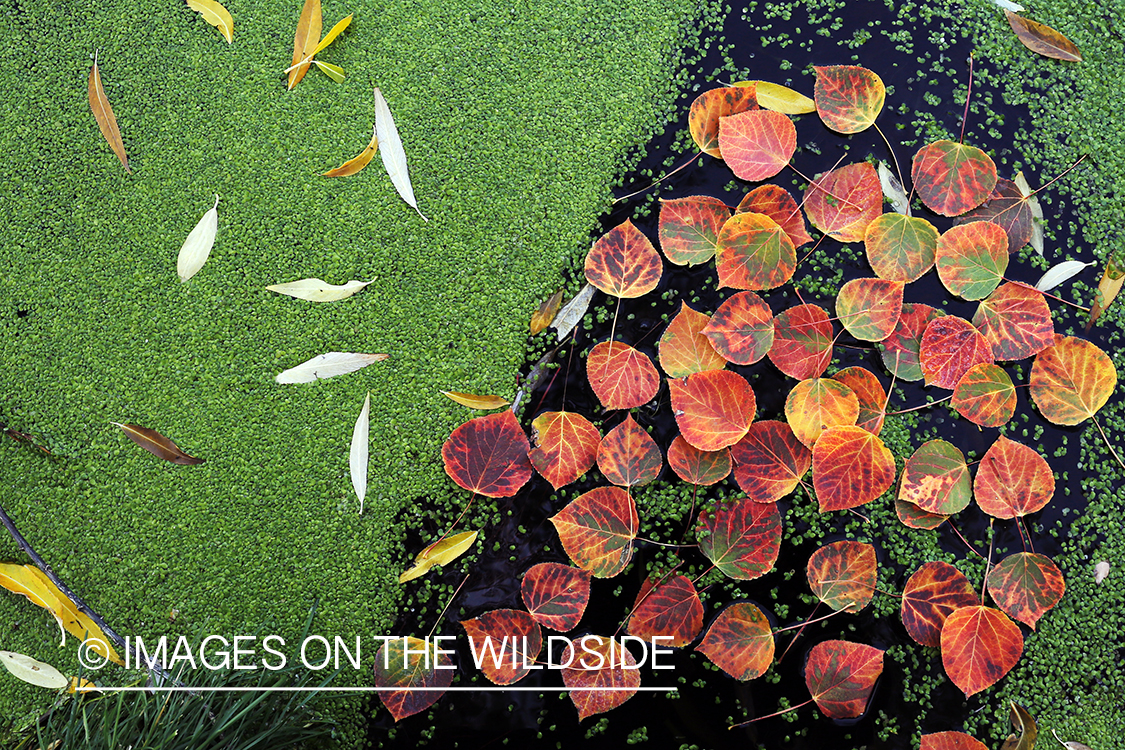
[1005,11,1083,62]
[0,651,68,690]
[5,567,122,665]
[551,284,595,341]
[177,195,218,282]
[288,0,322,89]
[351,392,370,514]
[266,277,373,301]
[399,530,478,582]
[1035,260,1094,291]
[323,127,378,177]
[374,87,427,220]
[1086,256,1125,330]
[733,80,815,114]
[88,51,130,173]
[442,391,510,409]
[1014,171,1044,255]
[530,289,564,335]
[110,422,205,465]
[275,352,389,383]
[313,14,352,55]
[878,161,910,215]
[186,0,234,43]
[314,59,345,83]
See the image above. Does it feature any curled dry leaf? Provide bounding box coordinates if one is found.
[111,422,204,465]
[530,289,564,335]
[1000,701,1038,750]
[186,0,233,43]
[350,392,370,514]
[375,87,427,220]
[323,126,378,176]
[551,284,595,342]
[1086,256,1125,331]
[177,195,219,282]
[877,160,910,215]
[1095,560,1110,583]
[0,651,68,690]
[442,391,510,410]
[266,277,373,301]
[399,530,478,582]
[88,51,130,173]
[275,352,388,383]
[1005,10,1082,62]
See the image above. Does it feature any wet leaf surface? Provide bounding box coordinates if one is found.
[731,420,812,503]
[695,602,775,680]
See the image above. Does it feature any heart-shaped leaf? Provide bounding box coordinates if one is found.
[441,411,533,497]
[898,439,971,515]
[986,552,1065,630]
[374,636,455,721]
[951,363,1016,427]
[460,609,542,685]
[936,222,1009,301]
[695,602,775,680]
[804,640,884,719]
[658,196,731,266]
[901,561,980,647]
[731,420,812,503]
[669,370,756,451]
[628,575,704,647]
[972,282,1054,360]
[718,109,797,181]
[521,562,591,631]
[974,436,1054,519]
[659,302,727,377]
[736,184,813,247]
[529,411,602,490]
[596,415,662,487]
[696,497,781,580]
[550,487,638,578]
[667,436,732,486]
[836,277,904,342]
[559,636,641,720]
[912,139,998,217]
[701,291,775,365]
[688,85,758,157]
[587,341,660,410]
[769,303,834,379]
[785,378,859,448]
[895,497,950,530]
[812,426,895,512]
[584,219,663,299]
[715,212,796,290]
[919,316,994,389]
[831,367,886,434]
[879,303,943,381]
[940,605,1023,697]
[864,212,939,282]
[921,731,989,750]
[813,65,885,133]
[806,541,877,612]
[954,178,1033,253]
[804,162,883,242]
[1029,335,1117,425]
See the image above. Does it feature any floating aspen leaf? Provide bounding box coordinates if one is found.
[921,731,989,750]
[898,439,971,515]
[912,140,998,217]
[973,282,1054,360]
[919,316,994,389]
[375,88,426,220]
[733,79,815,114]
[812,426,895,512]
[442,391,510,410]
[936,222,1009,301]
[0,651,69,690]
[900,562,979,647]
[551,284,595,342]
[688,85,758,158]
[836,277,904,342]
[1029,335,1117,425]
[528,411,600,490]
[695,602,775,680]
[88,51,130,173]
[804,162,882,242]
[718,109,797,181]
[559,636,640,720]
[941,605,1023,697]
[806,541,877,612]
[521,563,591,631]
[659,302,727,377]
[266,277,373,301]
[804,640,884,719]
[597,415,661,487]
[813,65,885,134]
[668,370,756,451]
[731,420,812,503]
[658,196,731,266]
[864,213,938,282]
[736,184,813,247]
[951,363,1016,427]
[550,487,638,578]
[276,352,388,383]
[785,378,859,448]
[696,497,781,580]
[323,126,378,176]
[877,161,911,215]
[186,0,233,43]
[895,497,949,530]
[111,422,204,465]
[667,436,731,486]
[628,575,704,647]
[1005,10,1082,61]
[287,0,321,89]
[831,367,886,435]
[350,392,369,514]
[974,436,1054,519]
[441,410,532,497]
[460,609,542,685]
[530,289,564,335]
[954,178,1033,253]
[769,304,834,379]
[586,341,660,410]
[701,291,774,365]
[1036,260,1095,292]
[715,212,796,290]
[585,219,662,298]
[987,552,1065,629]
[398,530,478,582]
[177,195,219,282]
[1086,257,1124,330]
[374,636,454,720]
[880,304,943,381]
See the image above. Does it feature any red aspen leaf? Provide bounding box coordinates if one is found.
[718,109,797,181]
[459,609,542,685]
[864,212,938,282]
[812,426,896,512]
[702,291,775,365]
[836,277,904,342]
[696,497,782,580]
[559,636,641,720]
[954,178,1033,253]
[895,497,949,530]
[898,439,971,515]
[584,219,662,299]
[529,411,601,490]
[88,53,130,173]
[586,341,660,410]
[441,411,533,497]
[813,65,885,134]
[736,184,813,247]
[804,162,883,243]
[695,602,775,680]
[628,575,704,647]
[530,289,564,335]
[921,731,990,750]
[1005,10,1083,62]
[987,552,1065,630]
[1029,335,1118,425]
[373,636,454,721]
[973,282,1054,360]
[658,196,731,266]
[549,486,638,578]
[715,212,796,290]
[769,303,834,379]
[951,363,1016,427]
[785,378,859,448]
[596,415,662,487]
[831,367,886,434]
[880,303,943,381]
[974,436,1054,519]
[806,541,877,612]
[901,562,980,647]
[659,302,727,377]
[919,316,994,390]
[940,605,1023,697]
[667,436,731,486]
[688,85,758,158]
[804,640,884,719]
[936,222,1009,301]
[731,420,812,503]
[521,563,591,631]
[912,140,998,217]
[669,370,756,451]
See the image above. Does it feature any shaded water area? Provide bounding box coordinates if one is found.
[373,1,1109,748]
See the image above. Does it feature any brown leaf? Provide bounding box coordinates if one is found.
[530,289,564,335]
[1005,11,1082,62]
[288,0,322,89]
[88,52,130,173]
[323,126,378,176]
[111,422,204,465]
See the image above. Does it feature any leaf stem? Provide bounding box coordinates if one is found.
[614,563,683,637]
[613,150,703,204]
[873,123,906,197]
[1027,154,1088,198]
[788,164,864,210]
[728,698,814,728]
[948,519,990,563]
[959,53,974,145]
[426,572,472,639]
[1093,416,1125,471]
[884,394,953,416]
[635,537,697,548]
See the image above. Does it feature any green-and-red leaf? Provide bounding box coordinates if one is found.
[442,410,533,497]
[460,609,542,685]
[895,497,949,530]
[529,411,601,490]
[951,363,1016,427]
[374,636,455,721]
[972,282,1054,360]
[804,640,884,719]
[736,184,813,247]
[919,316,994,389]
[986,552,1065,630]
[667,436,731,485]
[718,109,797,181]
[912,139,998,217]
[702,291,775,365]
[521,562,592,631]
[769,303,834,379]
[669,369,756,451]
[1030,335,1118,425]
[587,341,660,410]
[659,196,731,266]
[696,497,781,580]
[880,303,942,381]
[901,561,980,647]
[954,178,1033,253]
[864,212,938,282]
[596,415,662,487]
[784,378,859,448]
[973,435,1054,519]
[936,222,1009,301]
[731,420,812,503]
[836,277,904,342]
[940,606,1023,697]
[804,162,883,243]
[689,85,758,158]
[812,426,896,512]
[898,439,971,515]
[549,486,638,578]
[584,219,663,298]
[806,541,877,612]
[715,212,796,290]
[628,575,704,647]
[659,301,727,377]
[695,602,775,680]
[813,65,885,134]
[831,366,886,434]
[559,636,641,720]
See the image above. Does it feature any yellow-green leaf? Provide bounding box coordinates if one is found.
[442,391,510,410]
[186,0,233,43]
[313,14,351,55]
[314,59,345,83]
[733,80,815,114]
[399,530,478,582]
[0,651,68,690]
[323,126,377,177]
[266,277,374,301]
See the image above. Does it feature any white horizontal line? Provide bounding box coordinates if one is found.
[78,686,677,693]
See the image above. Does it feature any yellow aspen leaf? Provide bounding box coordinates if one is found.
[288,0,322,90]
[323,127,377,176]
[186,0,233,43]
[87,51,130,173]
[733,80,816,114]
[399,531,478,583]
[530,289,564,335]
[442,391,510,410]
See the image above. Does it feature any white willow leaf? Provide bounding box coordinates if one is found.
[275,352,388,384]
[178,195,219,282]
[0,651,69,690]
[351,392,370,514]
[1015,171,1044,256]
[551,283,596,342]
[374,87,427,221]
[266,277,373,301]
[989,0,1025,11]
[878,161,910,216]
[1035,260,1095,291]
